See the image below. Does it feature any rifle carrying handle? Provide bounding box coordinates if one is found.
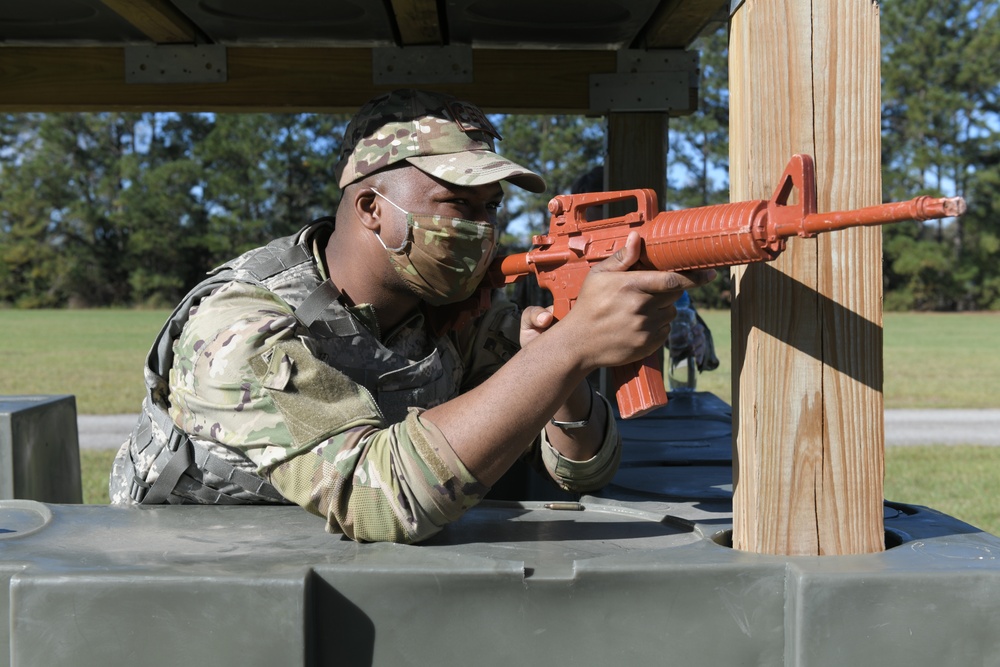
[611,354,668,419]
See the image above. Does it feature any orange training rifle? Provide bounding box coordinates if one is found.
[486,154,967,418]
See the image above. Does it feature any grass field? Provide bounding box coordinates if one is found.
[694,309,1000,409]
[5,308,1000,534]
[4,308,997,413]
[1,309,167,414]
[884,445,1000,535]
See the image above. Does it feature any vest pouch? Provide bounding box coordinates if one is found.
[375,345,460,423]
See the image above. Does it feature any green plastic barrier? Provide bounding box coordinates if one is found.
[1,393,998,666]
[0,395,82,504]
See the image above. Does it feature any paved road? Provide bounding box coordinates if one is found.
[78,414,137,451]
[883,409,1000,446]
[77,410,1000,450]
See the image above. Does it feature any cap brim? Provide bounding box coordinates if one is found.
[406,151,546,193]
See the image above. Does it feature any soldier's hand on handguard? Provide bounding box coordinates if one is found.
[520,232,716,371]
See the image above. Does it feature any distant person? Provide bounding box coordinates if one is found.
[109,89,714,543]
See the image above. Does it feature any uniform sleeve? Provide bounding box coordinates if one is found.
[267,408,487,543]
[168,280,488,543]
[536,393,622,492]
[452,292,623,492]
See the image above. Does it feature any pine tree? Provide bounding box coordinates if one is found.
[195,113,346,260]
[881,0,1000,310]
[0,111,349,307]
[665,24,732,308]
[492,114,605,245]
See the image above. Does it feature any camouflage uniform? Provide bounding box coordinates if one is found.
[109,89,621,543]
[110,222,620,542]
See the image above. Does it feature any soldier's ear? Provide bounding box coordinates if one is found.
[353,187,381,232]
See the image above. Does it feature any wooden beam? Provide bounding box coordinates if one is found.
[99,0,200,44]
[0,47,616,113]
[729,0,884,555]
[388,0,443,45]
[636,0,727,48]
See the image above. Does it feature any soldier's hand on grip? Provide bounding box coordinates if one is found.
[562,232,715,371]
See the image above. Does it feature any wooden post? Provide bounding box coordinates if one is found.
[729,0,885,555]
[605,112,669,397]
[606,112,668,201]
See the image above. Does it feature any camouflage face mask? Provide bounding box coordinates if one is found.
[371,188,498,306]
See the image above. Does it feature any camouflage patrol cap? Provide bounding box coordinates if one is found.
[335,89,546,193]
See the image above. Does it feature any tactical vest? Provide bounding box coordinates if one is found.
[112,221,464,505]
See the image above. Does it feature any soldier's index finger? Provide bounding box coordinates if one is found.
[630,269,713,294]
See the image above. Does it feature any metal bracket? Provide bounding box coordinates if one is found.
[372,46,474,85]
[125,45,227,84]
[589,49,699,113]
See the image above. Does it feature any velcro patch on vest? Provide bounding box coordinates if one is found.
[249,339,382,450]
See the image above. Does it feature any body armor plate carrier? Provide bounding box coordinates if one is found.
[112,221,464,505]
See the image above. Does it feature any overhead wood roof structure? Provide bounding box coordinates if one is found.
[0,0,728,112]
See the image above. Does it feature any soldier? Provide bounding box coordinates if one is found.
[109,89,714,543]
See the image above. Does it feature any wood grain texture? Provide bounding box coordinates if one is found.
[388,0,442,45]
[607,113,668,199]
[638,0,728,49]
[730,0,884,555]
[99,0,199,43]
[0,47,616,113]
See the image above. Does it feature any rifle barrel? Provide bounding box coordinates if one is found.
[792,196,966,237]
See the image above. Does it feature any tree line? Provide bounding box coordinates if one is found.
[1,0,997,311]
